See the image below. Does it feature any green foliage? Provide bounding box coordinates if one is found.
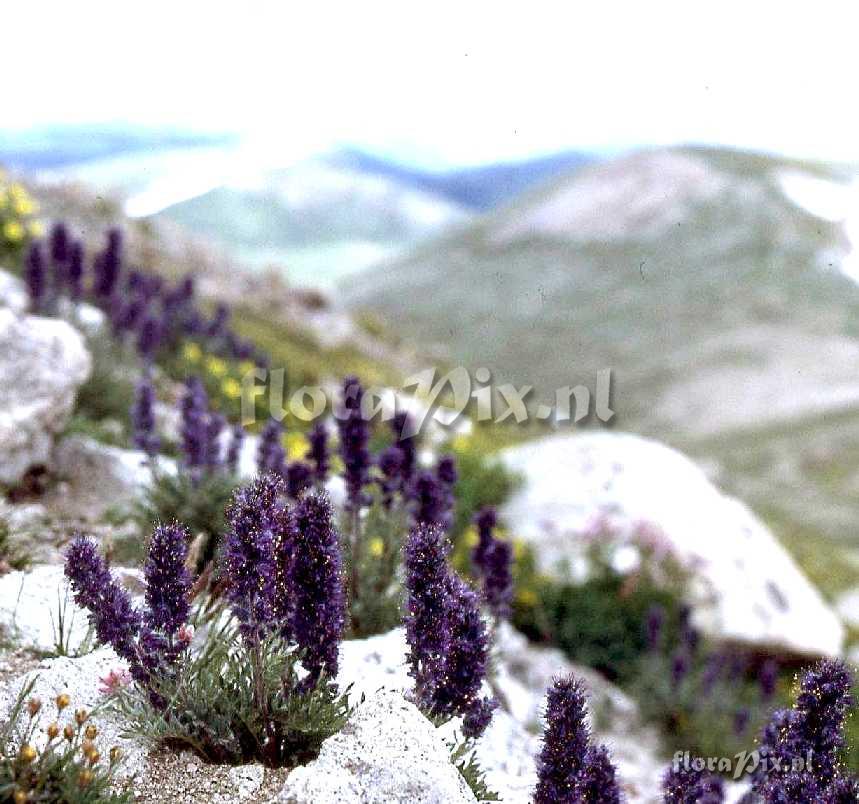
[116,620,350,768]
[72,335,137,437]
[345,497,407,638]
[512,543,686,685]
[134,470,239,572]
[0,678,132,803]
[48,586,95,659]
[450,741,499,802]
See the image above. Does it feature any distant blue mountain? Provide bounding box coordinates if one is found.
[333,148,595,210]
[0,125,236,171]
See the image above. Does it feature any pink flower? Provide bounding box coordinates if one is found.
[178,623,195,645]
[99,668,132,696]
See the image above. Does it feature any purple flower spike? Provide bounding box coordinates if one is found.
[306,422,329,485]
[534,675,591,804]
[144,523,192,635]
[67,240,84,300]
[377,445,404,508]
[337,376,370,514]
[93,227,123,300]
[482,538,513,620]
[132,373,160,457]
[25,241,46,312]
[136,314,163,362]
[224,475,283,642]
[285,461,312,500]
[389,412,417,483]
[411,470,446,528]
[64,536,142,670]
[432,575,494,733]
[288,492,346,688]
[180,377,209,472]
[661,763,724,804]
[404,524,452,705]
[257,419,286,477]
[471,507,512,619]
[756,659,854,794]
[573,744,622,804]
[204,411,225,471]
[226,424,245,475]
[759,659,779,700]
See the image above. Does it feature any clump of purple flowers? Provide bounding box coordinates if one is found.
[404,523,496,738]
[23,221,265,365]
[178,376,235,482]
[64,525,193,707]
[533,675,622,804]
[470,506,513,620]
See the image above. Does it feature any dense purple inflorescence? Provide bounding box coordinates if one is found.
[470,506,513,619]
[411,470,446,528]
[257,419,286,478]
[25,241,46,312]
[661,763,724,804]
[404,523,453,706]
[306,421,329,485]
[285,461,313,500]
[754,659,855,800]
[223,475,282,642]
[573,744,623,804]
[225,424,245,475]
[180,377,210,473]
[144,522,192,635]
[337,376,371,514]
[403,524,495,737]
[288,492,346,688]
[534,675,592,803]
[132,373,160,457]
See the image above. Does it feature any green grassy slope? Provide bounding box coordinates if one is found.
[345,146,859,588]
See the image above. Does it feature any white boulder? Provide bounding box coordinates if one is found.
[501,432,844,658]
[0,309,92,485]
[274,689,477,804]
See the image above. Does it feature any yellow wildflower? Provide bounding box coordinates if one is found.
[206,356,227,377]
[368,537,385,558]
[516,588,538,607]
[463,526,479,548]
[513,539,527,561]
[450,434,472,453]
[13,196,37,216]
[27,220,45,237]
[222,378,242,399]
[3,220,24,242]
[182,342,202,363]
[285,432,309,460]
[239,360,256,376]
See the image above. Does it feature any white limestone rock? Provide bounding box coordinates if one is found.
[501,432,844,659]
[0,309,92,485]
[273,689,477,804]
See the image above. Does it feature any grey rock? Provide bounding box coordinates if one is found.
[0,309,91,484]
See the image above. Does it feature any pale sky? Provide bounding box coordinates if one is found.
[3,1,858,167]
